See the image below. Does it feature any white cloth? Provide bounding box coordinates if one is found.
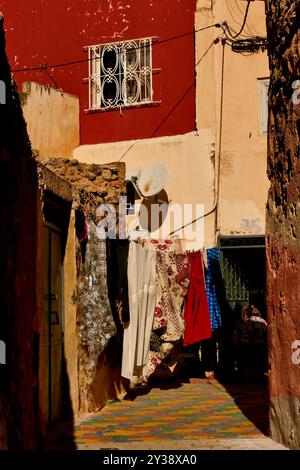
[121,241,157,379]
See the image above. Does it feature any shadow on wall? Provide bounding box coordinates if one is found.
[0,13,41,449]
[90,334,129,412]
[138,190,170,233]
[43,351,76,450]
[0,14,77,449]
[60,350,76,449]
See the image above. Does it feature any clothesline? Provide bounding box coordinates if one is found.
[74,214,223,389]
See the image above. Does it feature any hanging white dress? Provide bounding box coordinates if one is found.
[121,241,157,379]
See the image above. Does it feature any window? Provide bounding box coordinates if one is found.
[258,78,269,134]
[86,38,153,111]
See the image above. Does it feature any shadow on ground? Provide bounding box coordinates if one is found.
[124,350,269,439]
[220,379,269,436]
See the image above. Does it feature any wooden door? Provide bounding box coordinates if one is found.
[43,223,64,426]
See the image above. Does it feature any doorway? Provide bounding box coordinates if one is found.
[220,235,266,318]
[43,192,71,427]
[43,222,64,425]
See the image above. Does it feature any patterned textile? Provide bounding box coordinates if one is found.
[143,239,190,382]
[155,249,190,341]
[150,331,163,353]
[149,239,182,253]
[205,247,222,329]
[147,240,182,336]
[73,220,117,384]
[143,341,182,382]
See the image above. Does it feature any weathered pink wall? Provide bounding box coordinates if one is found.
[0,15,40,449]
[266,0,300,449]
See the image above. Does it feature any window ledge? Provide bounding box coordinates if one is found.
[84,100,161,114]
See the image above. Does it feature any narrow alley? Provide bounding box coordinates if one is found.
[0,0,299,457]
[47,378,286,450]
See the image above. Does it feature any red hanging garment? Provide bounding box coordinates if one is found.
[183,251,212,345]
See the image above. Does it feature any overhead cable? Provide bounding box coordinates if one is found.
[12,23,223,74]
[118,37,220,163]
[229,0,252,39]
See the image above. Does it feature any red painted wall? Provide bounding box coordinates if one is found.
[0,0,196,145]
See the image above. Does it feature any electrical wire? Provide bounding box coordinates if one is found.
[168,6,265,238]
[214,39,226,242]
[229,0,252,39]
[168,37,226,238]
[225,0,253,39]
[221,23,234,44]
[226,0,241,27]
[223,2,266,55]
[123,38,222,237]
[231,35,267,53]
[230,0,256,38]
[225,21,249,41]
[118,37,220,164]
[9,9,246,236]
[11,23,223,74]
[234,0,259,37]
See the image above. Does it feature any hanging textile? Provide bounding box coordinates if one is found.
[121,241,157,380]
[155,250,190,341]
[149,239,188,340]
[106,238,130,331]
[73,219,117,384]
[205,247,223,330]
[183,251,212,345]
[143,239,190,383]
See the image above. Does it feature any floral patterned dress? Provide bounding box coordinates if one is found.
[143,239,191,382]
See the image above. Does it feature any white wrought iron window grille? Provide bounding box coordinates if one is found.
[86,38,154,111]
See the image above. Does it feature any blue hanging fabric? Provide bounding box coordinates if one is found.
[205,247,222,329]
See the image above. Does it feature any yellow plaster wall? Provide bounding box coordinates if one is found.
[74,1,269,245]
[21,81,79,158]
[74,131,217,250]
[196,0,269,236]
[63,212,79,418]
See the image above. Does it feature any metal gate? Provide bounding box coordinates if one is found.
[220,236,266,314]
[221,251,249,308]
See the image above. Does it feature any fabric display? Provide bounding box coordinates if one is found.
[142,239,191,383]
[106,238,130,331]
[73,219,117,384]
[183,251,212,346]
[152,240,190,342]
[205,247,223,330]
[121,241,157,380]
[74,219,223,388]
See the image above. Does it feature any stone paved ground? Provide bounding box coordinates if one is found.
[47,378,287,450]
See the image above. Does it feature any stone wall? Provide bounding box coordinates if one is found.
[42,157,126,210]
[0,15,40,449]
[265,0,300,449]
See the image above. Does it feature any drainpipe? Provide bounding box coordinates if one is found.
[215,38,226,245]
